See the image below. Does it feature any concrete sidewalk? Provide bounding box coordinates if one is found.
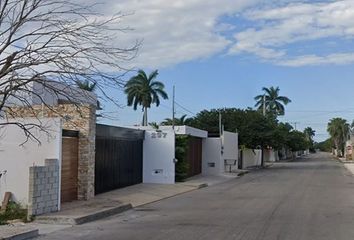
[0,224,38,240]
[35,174,238,227]
[343,163,354,175]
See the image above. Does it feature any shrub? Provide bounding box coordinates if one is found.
[0,202,27,225]
[175,135,189,182]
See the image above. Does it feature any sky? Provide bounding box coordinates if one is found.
[93,0,354,142]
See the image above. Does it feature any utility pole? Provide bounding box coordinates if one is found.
[291,122,300,130]
[219,111,222,137]
[261,95,266,167]
[262,95,266,116]
[172,85,175,130]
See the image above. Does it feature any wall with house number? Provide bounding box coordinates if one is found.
[142,129,176,184]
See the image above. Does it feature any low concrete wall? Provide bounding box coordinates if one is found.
[242,149,262,169]
[264,150,276,162]
[202,132,238,175]
[0,118,61,206]
[28,159,60,216]
[202,138,222,176]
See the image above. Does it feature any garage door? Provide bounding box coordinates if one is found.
[186,137,203,177]
[95,124,144,195]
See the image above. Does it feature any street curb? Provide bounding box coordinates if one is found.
[35,203,132,225]
[197,183,208,189]
[35,183,210,226]
[131,183,210,210]
[0,227,38,240]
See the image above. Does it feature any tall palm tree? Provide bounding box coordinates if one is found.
[161,114,192,126]
[304,127,316,142]
[254,86,291,116]
[350,120,354,134]
[125,70,168,126]
[327,118,350,157]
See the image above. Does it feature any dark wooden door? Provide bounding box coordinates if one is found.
[186,137,203,177]
[95,138,143,194]
[61,136,79,202]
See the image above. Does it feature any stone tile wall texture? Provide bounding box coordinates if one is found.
[28,159,59,216]
[6,104,96,200]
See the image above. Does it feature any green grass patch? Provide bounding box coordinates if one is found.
[0,202,28,225]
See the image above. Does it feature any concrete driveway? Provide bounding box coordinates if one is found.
[36,153,354,240]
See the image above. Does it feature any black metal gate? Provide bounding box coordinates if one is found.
[95,124,144,195]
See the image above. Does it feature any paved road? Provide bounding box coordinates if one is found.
[37,153,354,240]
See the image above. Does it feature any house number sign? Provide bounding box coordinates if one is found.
[151,132,167,139]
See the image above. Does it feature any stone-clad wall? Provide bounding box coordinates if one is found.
[6,104,96,200]
[28,159,60,216]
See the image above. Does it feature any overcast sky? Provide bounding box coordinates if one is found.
[94,0,354,142]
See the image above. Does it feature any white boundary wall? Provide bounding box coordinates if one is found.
[264,149,276,162]
[202,132,238,175]
[143,129,175,184]
[242,149,262,168]
[0,118,62,206]
[202,138,223,175]
[222,132,238,159]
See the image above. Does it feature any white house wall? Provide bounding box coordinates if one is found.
[0,118,62,206]
[159,125,208,138]
[143,129,175,184]
[202,138,223,176]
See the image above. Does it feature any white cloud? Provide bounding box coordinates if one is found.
[229,0,354,66]
[74,0,354,68]
[88,0,260,68]
[280,53,354,67]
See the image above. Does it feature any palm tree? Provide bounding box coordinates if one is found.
[327,118,350,157]
[350,120,354,134]
[304,127,316,142]
[125,70,168,126]
[76,80,102,111]
[149,122,160,130]
[161,114,192,126]
[254,86,291,116]
[76,80,97,92]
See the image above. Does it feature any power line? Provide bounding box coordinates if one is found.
[174,101,196,116]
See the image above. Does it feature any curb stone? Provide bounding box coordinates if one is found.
[35,203,132,225]
[0,226,38,240]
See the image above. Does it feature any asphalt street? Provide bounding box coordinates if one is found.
[36,153,354,240]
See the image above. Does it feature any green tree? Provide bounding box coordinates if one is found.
[254,86,291,116]
[327,118,350,156]
[315,138,333,152]
[124,70,168,126]
[286,131,309,152]
[272,122,294,150]
[190,108,278,149]
[175,135,190,182]
[304,127,316,142]
[304,127,316,152]
[161,115,192,126]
